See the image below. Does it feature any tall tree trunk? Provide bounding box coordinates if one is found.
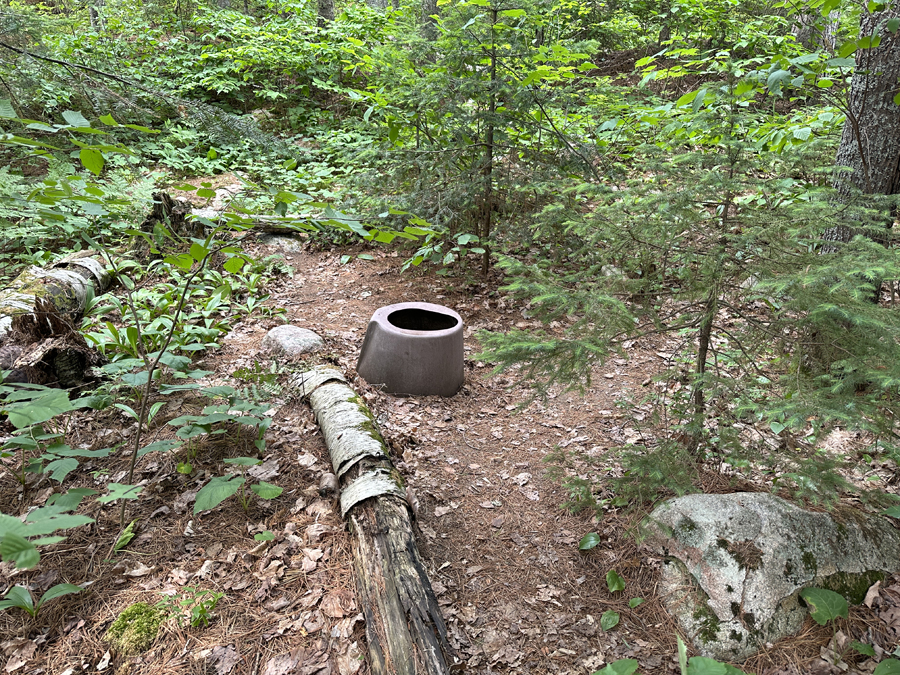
[421,0,438,39]
[479,8,497,276]
[317,0,334,27]
[824,7,900,246]
[792,10,839,52]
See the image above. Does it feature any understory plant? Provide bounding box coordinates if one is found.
[0,583,83,617]
[156,586,225,627]
[193,456,283,514]
[478,61,900,508]
[0,107,273,566]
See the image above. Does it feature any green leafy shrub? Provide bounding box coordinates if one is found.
[0,106,283,567]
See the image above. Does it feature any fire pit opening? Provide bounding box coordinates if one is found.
[388,308,459,332]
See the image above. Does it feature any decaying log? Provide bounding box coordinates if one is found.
[0,251,110,339]
[298,366,457,675]
[146,195,311,244]
[252,220,311,235]
[0,251,111,386]
[192,212,313,236]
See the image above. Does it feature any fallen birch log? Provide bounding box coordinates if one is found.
[0,251,112,386]
[297,366,457,675]
[0,251,111,338]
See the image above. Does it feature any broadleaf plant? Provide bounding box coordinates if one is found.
[194,457,282,514]
[800,587,849,626]
[0,583,83,617]
[606,570,626,593]
[0,490,96,569]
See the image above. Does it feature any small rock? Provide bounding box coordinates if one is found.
[262,326,324,357]
[601,264,624,278]
[319,473,339,498]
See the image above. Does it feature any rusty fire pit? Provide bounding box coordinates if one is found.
[356,302,464,397]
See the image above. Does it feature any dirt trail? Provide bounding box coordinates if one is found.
[259,243,900,675]
[246,243,680,674]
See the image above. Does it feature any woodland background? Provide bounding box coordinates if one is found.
[2,0,900,671]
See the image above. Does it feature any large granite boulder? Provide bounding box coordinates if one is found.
[645,493,900,661]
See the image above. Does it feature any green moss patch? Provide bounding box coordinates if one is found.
[817,570,886,605]
[349,395,388,449]
[104,602,165,655]
[692,601,722,644]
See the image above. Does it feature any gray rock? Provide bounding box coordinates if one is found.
[739,275,759,290]
[262,325,324,357]
[645,493,900,661]
[259,234,304,252]
[601,264,624,278]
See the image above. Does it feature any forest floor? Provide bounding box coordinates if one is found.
[1,233,899,675]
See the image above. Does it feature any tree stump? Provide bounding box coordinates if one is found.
[140,192,205,241]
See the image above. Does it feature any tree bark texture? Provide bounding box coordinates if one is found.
[421,0,438,39]
[298,367,456,675]
[825,8,900,244]
[0,252,111,386]
[317,0,334,28]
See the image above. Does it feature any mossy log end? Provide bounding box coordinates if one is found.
[300,367,456,675]
[0,251,111,340]
[0,252,111,386]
